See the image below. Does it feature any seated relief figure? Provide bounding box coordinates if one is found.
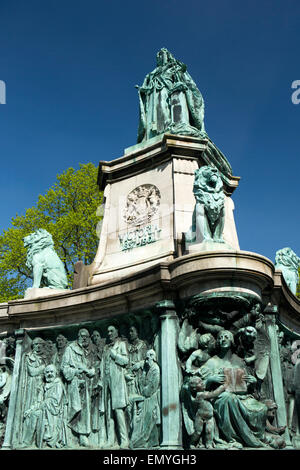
[198,330,272,449]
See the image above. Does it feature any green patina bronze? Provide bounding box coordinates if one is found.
[136,48,206,144]
[23,229,68,290]
[1,50,299,452]
[275,247,300,295]
[134,49,232,178]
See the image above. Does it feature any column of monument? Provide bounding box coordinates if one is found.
[157,300,182,449]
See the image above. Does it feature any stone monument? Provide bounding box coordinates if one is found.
[0,49,299,451]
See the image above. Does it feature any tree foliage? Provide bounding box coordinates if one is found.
[0,163,103,302]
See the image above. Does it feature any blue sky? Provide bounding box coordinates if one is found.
[0,0,299,263]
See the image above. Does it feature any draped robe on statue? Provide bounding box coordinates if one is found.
[201,353,268,447]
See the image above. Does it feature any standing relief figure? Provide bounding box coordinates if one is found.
[38,364,67,448]
[181,376,227,449]
[126,326,148,403]
[22,337,47,447]
[0,364,12,445]
[100,325,130,449]
[90,330,106,446]
[185,166,225,244]
[130,349,161,449]
[125,326,149,447]
[61,329,95,447]
[23,229,68,291]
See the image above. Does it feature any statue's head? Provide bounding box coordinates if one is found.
[189,376,205,393]
[217,330,234,350]
[263,399,278,419]
[44,364,57,383]
[23,228,54,249]
[202,167,219,188]
[145,349,157,366]
[198,333,216,353]
[250,303,261,317]
[107,325,119,343]
[129,325,139,342]
[32,337,45,355]
[156,48,174,66]
[194,166,223,194]
[77,329,90,349]
[91,330,102,346]
[241,326,257,344]
[275,247,300,271]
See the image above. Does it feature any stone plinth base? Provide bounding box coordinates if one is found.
[185,240,234,253]
[24,287,70,300]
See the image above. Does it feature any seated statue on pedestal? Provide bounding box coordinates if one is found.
[23,229,68,291]
[136,48,206,144]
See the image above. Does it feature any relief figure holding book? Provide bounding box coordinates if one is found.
[199,330,268,448]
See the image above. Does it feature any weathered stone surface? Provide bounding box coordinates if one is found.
[24,287,70,300]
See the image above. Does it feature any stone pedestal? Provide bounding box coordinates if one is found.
[90,134,240,286]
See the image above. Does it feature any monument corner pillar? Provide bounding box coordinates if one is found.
[156,300,182,449]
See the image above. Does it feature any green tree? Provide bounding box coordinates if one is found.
[0,163,103,302]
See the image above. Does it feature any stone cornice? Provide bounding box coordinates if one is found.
[98,134,240,196]
[1,250,299,334]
